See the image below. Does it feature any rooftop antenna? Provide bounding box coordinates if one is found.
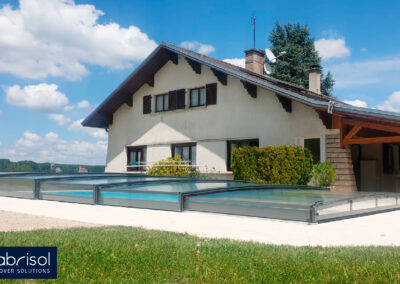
[251,16,256,49]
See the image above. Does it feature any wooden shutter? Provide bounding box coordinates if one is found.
[206,83,217,105]
[143,95,152,114]
[176,89,186,109]
[169,90,177,110]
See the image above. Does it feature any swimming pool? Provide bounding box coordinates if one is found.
[0,173,399,222]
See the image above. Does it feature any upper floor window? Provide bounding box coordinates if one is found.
[190,87,206,107]
[156,94,169,112]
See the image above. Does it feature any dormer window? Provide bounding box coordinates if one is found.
[190,87,206,107]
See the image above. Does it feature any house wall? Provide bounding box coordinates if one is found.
[106,55,337,173]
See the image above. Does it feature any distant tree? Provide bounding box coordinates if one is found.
[269,22,335,97]
[321,71,335,97]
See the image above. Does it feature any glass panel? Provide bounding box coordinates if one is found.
[156,96,163,112]
[304,138,321,163]
[191,89,199,106]
[175,146,183,159]
[199,88,206,105]
[182,146,190,161]
[191,146,196,165]
[164,95,169,111]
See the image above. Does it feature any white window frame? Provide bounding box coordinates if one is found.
[298,135,326,163]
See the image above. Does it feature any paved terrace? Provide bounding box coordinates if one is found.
[0,196,399,246]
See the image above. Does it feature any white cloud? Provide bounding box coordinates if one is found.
[180,41,215,55]
[223,58,245,68]
[16,130,42,148]
[45,131,59,142]
[69,119,107,139]
[5,83,69,112]
[77,100,90,108]
[361,48,367,52]
[326,56,400,88]
[48,113,71,126]
[377,91,400,113]
[315,38,350,60]
[63,105,75,112]
[0,0,157,80]
[3,130,107,164]
[343,99,368,108]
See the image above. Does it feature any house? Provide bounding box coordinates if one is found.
[83,42,400,193]
[78,166,88,173]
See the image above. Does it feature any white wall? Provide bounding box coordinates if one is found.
[106,55,336,173]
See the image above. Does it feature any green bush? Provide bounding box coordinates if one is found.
[147,155,193,177]
[231,145,313,185]
[312,162,337,186]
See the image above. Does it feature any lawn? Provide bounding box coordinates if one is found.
[0,226,399,283]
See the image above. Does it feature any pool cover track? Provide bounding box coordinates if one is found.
[0,173,399,223]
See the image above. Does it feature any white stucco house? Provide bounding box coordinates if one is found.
[83,42,400,193]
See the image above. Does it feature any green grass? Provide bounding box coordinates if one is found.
[0,226,399,283]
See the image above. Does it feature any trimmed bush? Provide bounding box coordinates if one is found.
[312,162,337,186]
[147,155,192,176]
[231,145,313,185]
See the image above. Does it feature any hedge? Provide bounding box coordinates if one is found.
[231,145,313,185]
[147,155,192,177]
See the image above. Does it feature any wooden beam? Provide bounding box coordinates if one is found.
[211,68,227,85]
[344,125,362,140]
[340,116,345,149]
[342,118,400,135]
[126,95,133,107]
[315,110,332,129]
[241,80,257,98]
[344,136,400,145]
[186,58,201,74]
[332,114,342,129]
[166,50,178,64]
[145,73,154,87]
[275,95,292,113]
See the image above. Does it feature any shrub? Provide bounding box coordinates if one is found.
[231,145,313,185]
[147,155,192,176]
[312,162,337,186]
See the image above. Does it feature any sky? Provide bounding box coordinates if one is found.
[0,0,400,165]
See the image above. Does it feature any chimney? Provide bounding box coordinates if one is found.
[309,64,322,94]
[245,49,265,75]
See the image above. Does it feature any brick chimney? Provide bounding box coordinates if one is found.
[244,49,265,75]
[309,64,322,94]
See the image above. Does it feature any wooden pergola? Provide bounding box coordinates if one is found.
[327,113,400,148]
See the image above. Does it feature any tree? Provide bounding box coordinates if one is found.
[321,71,335,97]
[269,22,335,97]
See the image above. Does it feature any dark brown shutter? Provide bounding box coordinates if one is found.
[169,90,177,110]
[176,89,186,109]
[206,83,217,105]
[143,95,151,114]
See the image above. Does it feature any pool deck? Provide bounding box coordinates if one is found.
[0,196,399,246]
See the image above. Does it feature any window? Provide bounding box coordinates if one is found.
[190,87,206,107]
[156,94,169,112]
[172,143,196,165]
[227,139,259,171]
[127,146,146,171]
[304,138,321,164]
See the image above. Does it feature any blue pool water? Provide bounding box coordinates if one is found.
[44,191,178,202]
[45,177,181,185]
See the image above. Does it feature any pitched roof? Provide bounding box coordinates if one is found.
[82,42,400,128]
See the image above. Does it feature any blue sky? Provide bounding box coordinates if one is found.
[1,0,400,164]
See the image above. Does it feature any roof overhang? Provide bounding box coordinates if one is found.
[82,42,400,129]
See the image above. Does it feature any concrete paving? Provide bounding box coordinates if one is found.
[0,196,399,246]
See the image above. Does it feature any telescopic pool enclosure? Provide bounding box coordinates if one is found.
[0,173,399,223]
